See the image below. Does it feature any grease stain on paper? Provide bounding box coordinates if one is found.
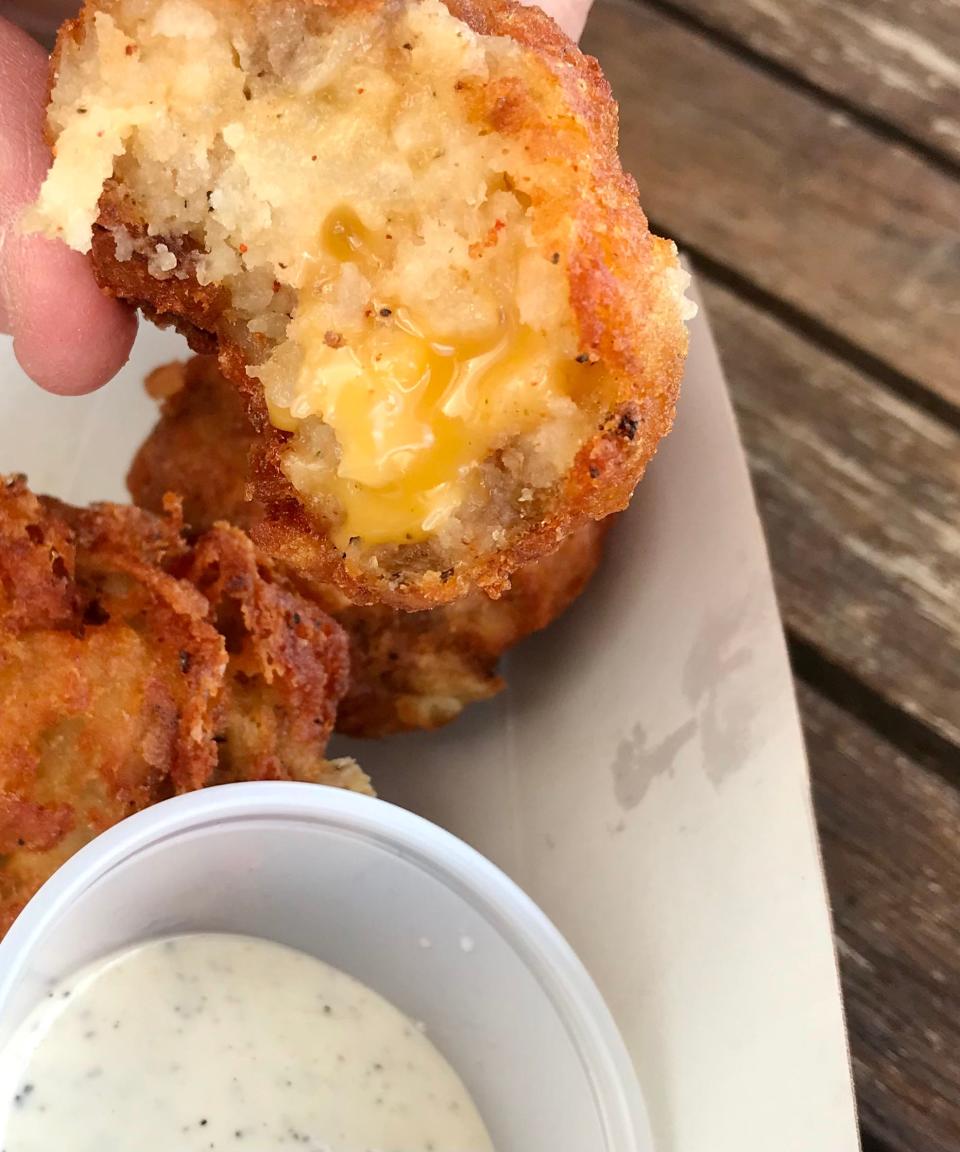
[611,719,698,810]
[609,598,763,811]
[682,600,756,785]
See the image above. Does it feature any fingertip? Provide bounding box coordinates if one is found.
[16,310,137,397]
[10,235,137,396]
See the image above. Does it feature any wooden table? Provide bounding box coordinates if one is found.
[580,2,960,1149]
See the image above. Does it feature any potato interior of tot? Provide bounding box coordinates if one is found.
[31,0,618,552]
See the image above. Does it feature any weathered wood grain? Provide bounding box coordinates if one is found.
[800,681,960,1152]
[581,0,960,411]
[658,0,960,165]
[697,275,960,748]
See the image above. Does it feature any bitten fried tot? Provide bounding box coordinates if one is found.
[31,0,689,608]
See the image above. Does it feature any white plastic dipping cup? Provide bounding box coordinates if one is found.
[0,783,653,1152]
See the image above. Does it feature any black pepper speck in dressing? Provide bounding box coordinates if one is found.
[0,934,494,1152]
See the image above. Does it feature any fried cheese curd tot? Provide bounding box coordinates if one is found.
[29,0,690,609]
[0,475,370,934]
[129,356,608,736]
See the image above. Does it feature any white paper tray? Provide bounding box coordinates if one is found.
[0,287,858,1152]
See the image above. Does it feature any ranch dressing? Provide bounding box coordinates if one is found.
[0,933,495,1152]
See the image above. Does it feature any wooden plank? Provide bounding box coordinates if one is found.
[696,276,960,748]
[800,681,960,1152]
[581,0,960,411]
[659,0,960,165]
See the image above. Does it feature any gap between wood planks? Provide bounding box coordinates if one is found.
[859,1131,901,1152]
[658,224,960,433]
[634,0,960,180]
[788,632,960,793]
[643,0,960,168]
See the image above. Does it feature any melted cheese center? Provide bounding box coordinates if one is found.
[265,209,589,547]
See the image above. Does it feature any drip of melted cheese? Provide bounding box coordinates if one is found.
[267,209,588,546]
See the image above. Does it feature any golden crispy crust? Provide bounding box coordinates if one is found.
[335,519,607,736]
[129,359,261,537]
[0,475,368,935]
[128,356,608,736]
[55,0,684,609]
[186,523,352,777]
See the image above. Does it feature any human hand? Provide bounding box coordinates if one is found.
[0,15,137,395]
[0,0,593,396]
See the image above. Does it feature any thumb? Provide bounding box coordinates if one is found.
[0,15,136,396]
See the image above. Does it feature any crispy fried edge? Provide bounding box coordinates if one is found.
[185,520,351,766]
[3,477,225,795]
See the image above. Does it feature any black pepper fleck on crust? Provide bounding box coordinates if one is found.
[617,412,639,441]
